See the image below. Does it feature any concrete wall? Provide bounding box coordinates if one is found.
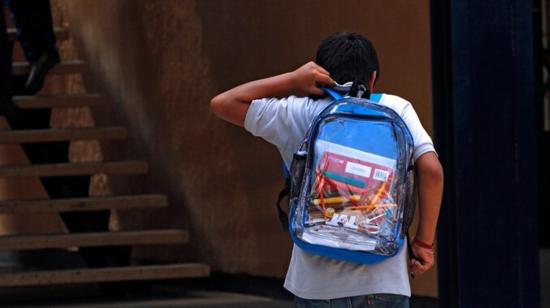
[59,0,436,296]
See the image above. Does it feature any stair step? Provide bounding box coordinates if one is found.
[12,60,87,75]
[8,27,69,41]
[0,161,148,177]
[0,263,210,286]
[0,127,128,143]
[0,194,167,214]
[0,229,189,251]
[14,93,106,109]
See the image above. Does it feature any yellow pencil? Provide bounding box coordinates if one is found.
[311,195,361,206]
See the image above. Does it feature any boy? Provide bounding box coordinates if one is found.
[211,32,443,307]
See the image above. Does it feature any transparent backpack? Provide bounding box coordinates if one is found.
[286,89,416,264]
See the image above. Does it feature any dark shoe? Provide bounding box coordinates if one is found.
[0,96,20,116]
[24,51,60,95]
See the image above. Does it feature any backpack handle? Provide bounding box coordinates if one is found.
[323,86,383,103]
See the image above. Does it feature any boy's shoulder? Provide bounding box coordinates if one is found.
[259,95,333,116]
[378,93,413,117]
[252,95,330,106]
[379,93,411,106]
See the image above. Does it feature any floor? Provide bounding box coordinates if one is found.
[6,292,444,308]
[14,290,293,308]
[1,249,548,307]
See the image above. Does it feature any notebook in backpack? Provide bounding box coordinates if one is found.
[286,88,416,264]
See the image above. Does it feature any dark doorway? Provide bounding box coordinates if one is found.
[431,0,540,307]
[537,0,550,249]
[535,1,550,307]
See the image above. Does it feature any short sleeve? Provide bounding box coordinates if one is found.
[399,102,436,162]
[244,96,325,154]
[244,97,295,148]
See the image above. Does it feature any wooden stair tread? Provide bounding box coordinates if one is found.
[8,27,69,41]
[0,161,148,177]
[0,263,210,286]
[0,194,168,214]
[14,93,106,109]
[0,127,128,143]
[0,229,189,251]
[13,60,87,75]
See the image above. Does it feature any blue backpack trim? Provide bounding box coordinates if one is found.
[289,226,404,264]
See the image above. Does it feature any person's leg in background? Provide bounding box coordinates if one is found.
[6,0,59,95]
[0,5,11,101]
[0,5,19,115]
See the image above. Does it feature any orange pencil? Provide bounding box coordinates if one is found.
[347,203,397,210]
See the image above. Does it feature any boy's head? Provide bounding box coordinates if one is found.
[316,32,379,88]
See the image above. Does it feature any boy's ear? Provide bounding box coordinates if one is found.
[369,71,378,91]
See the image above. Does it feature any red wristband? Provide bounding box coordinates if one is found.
[413,238,434,249]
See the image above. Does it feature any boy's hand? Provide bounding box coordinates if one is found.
[291,62,335,96]
[409,241,435,278]
[211,61,334,126]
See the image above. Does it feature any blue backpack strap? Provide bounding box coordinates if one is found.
[369,93,383,102]
[323,87,343,100]
[276,161,291,231]
[282,162,290,178]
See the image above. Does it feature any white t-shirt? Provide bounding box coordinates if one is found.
[244,94,435,299]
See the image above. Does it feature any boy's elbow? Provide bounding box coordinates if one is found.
[427,162,444,185]
[210,94,248,127]
[210,94,226,118]
[417,152,444,183]
[429,162,444,183]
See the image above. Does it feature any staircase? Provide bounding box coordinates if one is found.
[0,27,210,288]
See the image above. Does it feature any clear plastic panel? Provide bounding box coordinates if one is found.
[297,117,402,254]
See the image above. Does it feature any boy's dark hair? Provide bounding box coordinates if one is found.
[316,32,380,87]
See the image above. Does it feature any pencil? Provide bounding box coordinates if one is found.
[311,195,361,206]
[347,203,397,210]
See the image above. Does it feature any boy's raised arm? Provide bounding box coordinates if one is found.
[210,62,334,126]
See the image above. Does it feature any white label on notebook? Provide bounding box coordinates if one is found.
[373,169,390,181]
[345,162,372,178]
